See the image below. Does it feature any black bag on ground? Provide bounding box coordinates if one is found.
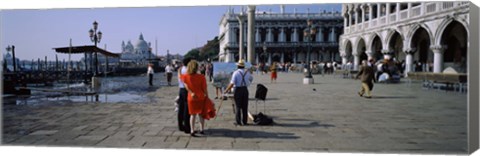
[253,112,273,125]
[255,84,268,101]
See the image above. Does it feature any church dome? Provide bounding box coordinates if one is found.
[135,33,150,51]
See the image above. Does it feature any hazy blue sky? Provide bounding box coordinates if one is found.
[1,4,341,61]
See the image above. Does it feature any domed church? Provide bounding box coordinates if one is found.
[120,33,154,63]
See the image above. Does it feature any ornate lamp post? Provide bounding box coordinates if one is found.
[5,45,16,73]
[303,19,316,84]
[88,21,102,76]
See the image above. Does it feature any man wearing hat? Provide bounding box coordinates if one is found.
[225,59,254,126]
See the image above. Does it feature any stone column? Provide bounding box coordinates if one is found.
[281,52,285,63]
[316,27,323,42]
[386,3,391,23]
[268,52,272,65]
[353,53,360,70]
[369,4,373,23]
[354,9,359,25]
[344,16,348,27]
[404,49,414,75]
[332,27,337,42]
[255,28,260,42]
[280,28,285,42]
[396,3,400,19]
[294,52,297,64]
[340,52,347,65]
[407,3,412,18]
[361,5,366,23]
[293,28,298,42]
[348,12,353,27]
[377,3,381,18]
[237,15,245,61]
[256,53,259,65]
[247,5,256,63]
[267,28,273,42]
[431,45,445,73]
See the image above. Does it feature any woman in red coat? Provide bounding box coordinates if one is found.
[181,60,215,137]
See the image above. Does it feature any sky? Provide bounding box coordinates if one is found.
[0,2,341,61]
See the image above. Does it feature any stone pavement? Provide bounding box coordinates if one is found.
[2,72,468,154]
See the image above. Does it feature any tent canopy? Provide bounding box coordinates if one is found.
[53,45,120,58]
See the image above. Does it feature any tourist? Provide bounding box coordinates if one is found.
[199,63,206,75]
[225,59,253,126]
[177,58,191,134]
[165,64,174,86]
[206,61,213,82]
[181,60,215,136]
[270,62,278,83]
[147,63,154,86]
[356,59,376,98]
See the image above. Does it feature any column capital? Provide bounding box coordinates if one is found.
[403,48,416,55]
[430,45,447,53]
[381,49,390,54]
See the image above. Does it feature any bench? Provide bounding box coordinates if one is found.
[407,72,467,92]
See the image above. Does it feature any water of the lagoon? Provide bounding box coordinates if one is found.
[5,74,164,105]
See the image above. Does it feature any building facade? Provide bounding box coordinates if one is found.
[339,2,470,74]
[218,6,344,65]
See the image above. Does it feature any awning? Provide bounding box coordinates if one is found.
[53,45,121,58]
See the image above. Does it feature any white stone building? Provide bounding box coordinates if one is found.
[218,6,343,65]
[119,33,154,64]
[339,2,470,74]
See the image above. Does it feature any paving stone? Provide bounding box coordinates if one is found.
[29,130,58,135]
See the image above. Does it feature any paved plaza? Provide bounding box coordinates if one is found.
[2,72,468,154]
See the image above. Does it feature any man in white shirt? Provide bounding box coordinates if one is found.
[177,58,191,133]
[165,64,174,86]
[225,59,253,126]
[147,63,154,86]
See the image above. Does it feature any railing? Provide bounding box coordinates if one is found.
[426,3,437,13]
[340,2,470,35]
[379,16,386,25]
[389,14,396,23]
[371,19,377,27]
[411,6,421,17]
[443,2,454,9]
[400,10,408,20]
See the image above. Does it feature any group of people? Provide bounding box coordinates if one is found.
[176,58,254,137]
[146,63,175,86]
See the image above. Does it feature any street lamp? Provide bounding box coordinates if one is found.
[303,19,316,84]
[5,45,16,73]
[89,21,102,76]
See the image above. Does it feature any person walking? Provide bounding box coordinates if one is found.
[177,58,191,134]
[225,59,253,126]
[147,63,154,86]
[165,64,174,86]
[181,60,214,137]
[356,59,376,98]
[270,62,278,83]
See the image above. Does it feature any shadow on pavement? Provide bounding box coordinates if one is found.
[372,96,417,99]
[205,128,299,139]
[268,118,335,128]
